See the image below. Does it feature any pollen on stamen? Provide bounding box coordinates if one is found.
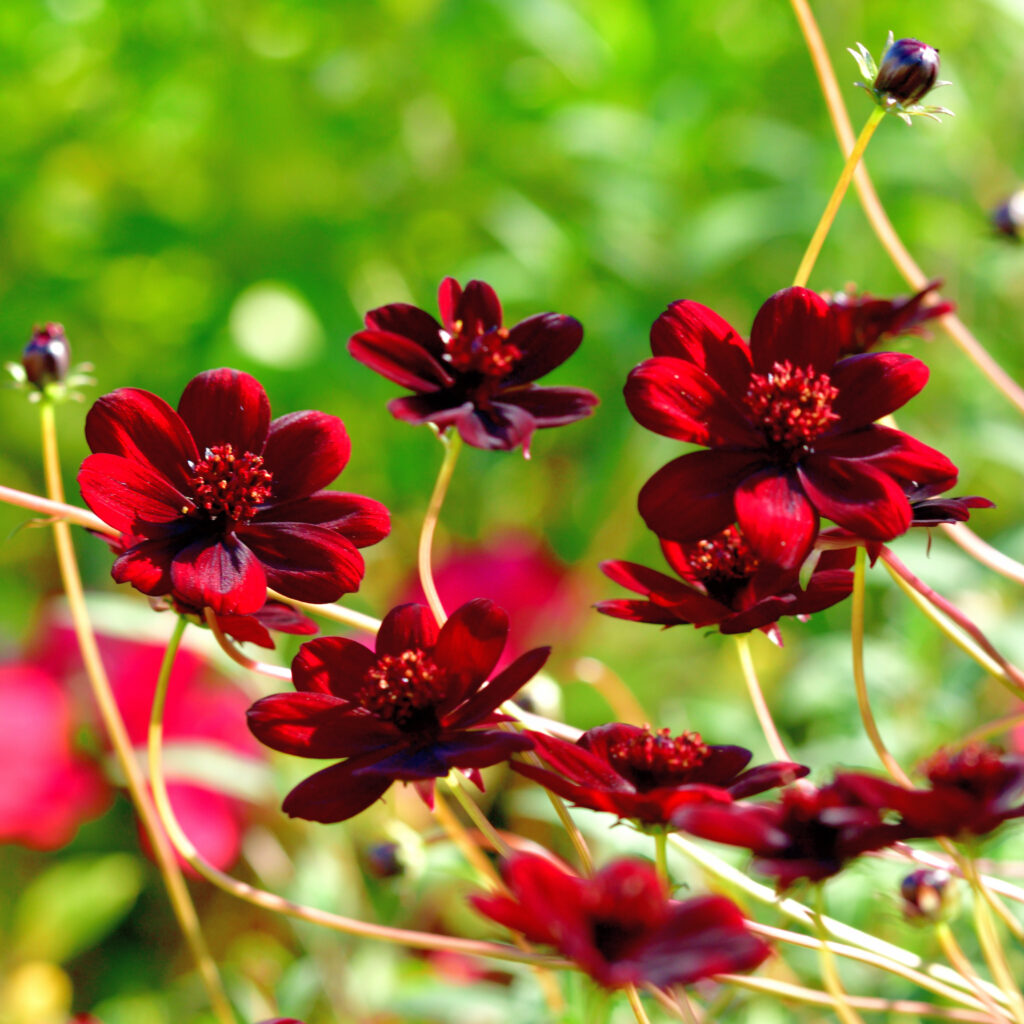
[608,726,710,789]
[743,360,839,449]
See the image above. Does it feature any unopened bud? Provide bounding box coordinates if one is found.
[364,841,404,879]
[22,322,70,388]
[875,38,941,105]
[992,189,1024,240]
[900,867,953,922]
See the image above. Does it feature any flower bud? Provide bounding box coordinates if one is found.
[874,38,940,105]
[364,841,404,879]
[22,322,70,388]
[900,867,953,922]
[992,189,1024,240]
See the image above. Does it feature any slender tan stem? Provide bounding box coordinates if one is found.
[203,608,292,682]
[793,107,885,288]
[942,525,1024,588]
[885,844,1024,913]
[0,482,117,535]
[814,887,868,1024]
[626,984,653,1024]
[851,547,914,787]
[419,432,462,626]
[39,402,235,1024]
[734,634,792,762]
[573,657,650,725]
[449,777,510,855]
[432,787,505,890]
[936,923,1013,1024]
[265,589,382,634]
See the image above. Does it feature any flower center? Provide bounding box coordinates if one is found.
[681,526,760,597]
[443,320,522,378]
[608,727,710,791]
[360,649,447,730]
[187,444,272,523]
[743,360,839,450]
[923,744,1010,797]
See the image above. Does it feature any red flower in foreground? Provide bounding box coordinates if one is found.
[625,287,957,570]
[598,525,855,645]
[348,277,598,454]
[247,600,546,822]
[513,723,808,828]
[471,853,771,989]
[79,368,389,616]
[829,280,953,357]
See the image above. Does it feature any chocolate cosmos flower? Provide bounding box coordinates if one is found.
[625,287,957,570]
[513,723,808,827]
[471,853,771,990]
[79,369,389,616]
[247,600,545,822]
[598,525,855,645]
[348,277,598,453]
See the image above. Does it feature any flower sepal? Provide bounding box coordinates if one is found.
[849,33,952,125]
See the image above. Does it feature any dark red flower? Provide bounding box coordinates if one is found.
[513,723,808,827]
[673,778,909,887]
[838,745,1024,841]
[598,525,855,645]
[78,369,389,616]
[903,482,994,527]
[625,287,957,570]
[348,277,598,454]
[247,600,546,823]
[471,852,771,989]
[828,280,953,357]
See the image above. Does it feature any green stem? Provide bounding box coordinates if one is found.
[419,431,462,625]
[792,106,885,288]
[654,832,670,888]
[449,776,511,855]
[0,482,115,534]
[625,984,653,1024]
[266,588,382,635]
[734,634,791,762]
[813,886,868,1024]
[935,921,1013,1024]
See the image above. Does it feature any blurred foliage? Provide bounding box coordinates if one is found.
[1,0,1023,1020]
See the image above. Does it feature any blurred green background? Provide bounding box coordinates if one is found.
[1,0,1024,1020]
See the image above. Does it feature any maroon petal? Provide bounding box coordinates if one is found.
[595,598,688,626]
[433,729,535,769]
[171,535,267,615]
[496,386,599,428]
[364,302,446,361]
[281,758,392,823]
[638,450,764,542]
[728,762,810,799]
[239,522,365,602]
[292,635,376,697]
[434,599,509,701]
[247,692,399,757]
[348,330,454,391]
[79,453,191,534]
[735,470,818,570]
[454,279,503,334]
[375,603,439,658]
[387,393,471,426]
[601,560,692,601]
[749,287,837,373]
[262,491,390,548]
[799,456,912,541]
[177,369,271,456]
[625,357,761,447]
[650,301,752,387]
[829,352,930,430]
[457,403,536,453]
[438,277,464,328]
[111,534,179,594]
[84,388,198,490]
[451,645,550,726]
[530,731,633,790]
[263,411,351,502]
[504,314,583,385]
[672,802,782,851]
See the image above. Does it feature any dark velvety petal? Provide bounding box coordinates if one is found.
[247,692,400,757]
[496,386,599,428]
[456,403,536,453]
[695,746,754,785]
[432,729,535,770]
[504,314,583,385]
[846,428,958,491]
[387,393,471,426]
[250,600,319,636]
[828,352,930,430]
[261,492,390,548]
[735,470,819,570]
[215,613,276,648]
[111,534,179,594]
[281,758,392,823]
[594,598,688,626]
[624,358,761,447]
[672,802,783,852]
[177,369,271,455]
[84,387,198,490]
[601,560,692,601]
[263,411,351,502]
[433,599,509,704]
[437,277,463,328]
[364,302,446,361]
[530,730,635,790]
[171,535,267,615]
[749,287,837,373]
[650,301,753,388]
[798,456,912,541]
[239,523,364,602]
[348,330,455,391]
[450,646,550,726]
[375,603,439,657]
[79,453,191,534]
[354,743,451,780]
[292,635,376,697]
[455,279,503,334]
[728,762,810,799]
[638,450,764,542]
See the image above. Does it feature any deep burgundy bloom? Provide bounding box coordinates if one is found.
[348,277,598,454]
[513,723,808,827]
[674,778,909,887]
[828,281,953,358]
[78,369,390,616]
[247,600,546,823]
[598,526,855,645]
[839,745,1024,841]
[472,852,771,989]
[625,287,957,570]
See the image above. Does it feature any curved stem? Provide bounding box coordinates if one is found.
[0,483,116,535]
[942,525,1024,588]
[419,432,462,626]
[265,589,382,635]
[39,402,235,1024]
[432,786,505,891]
[851,546,914,787]
[813,886,868,1024]
[734,634,792,762]
[958,712,1024,749]
[204,608,292,682]
[793,107,885,288]
[625,984,653,1024]
[935,923,1013,1024]
[449,776,510,856]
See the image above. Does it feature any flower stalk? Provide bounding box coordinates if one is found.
[734,634,792,763]
[419,431,462,625]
